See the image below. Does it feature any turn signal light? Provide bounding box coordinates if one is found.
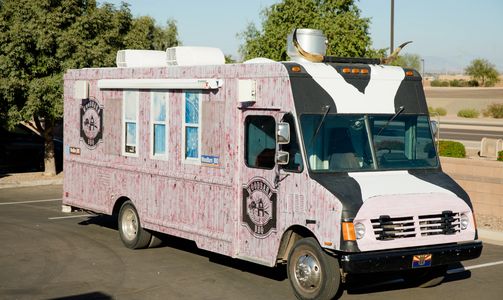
[342,222,356,241]
[291,66,302,72]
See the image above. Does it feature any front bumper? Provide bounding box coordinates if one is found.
[340,241,483,274]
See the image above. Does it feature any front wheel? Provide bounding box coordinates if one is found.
[287,237,341,300]
[118,200,152,249]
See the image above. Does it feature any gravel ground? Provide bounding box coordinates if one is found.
[477,213,503,232]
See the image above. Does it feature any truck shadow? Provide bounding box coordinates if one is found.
[77,215,472,292]
[77,214,288,281]
[344,263,471,295]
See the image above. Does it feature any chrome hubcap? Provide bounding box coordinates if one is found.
[121,208,138,241]
[294,253,321,291]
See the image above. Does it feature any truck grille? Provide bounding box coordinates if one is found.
[371,216,416,241]
[371,211,460,241]
[419,211,460,236]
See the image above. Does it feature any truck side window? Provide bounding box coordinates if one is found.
[123,90,139,156]
[151,91,169,159]
[245,116,276,169]
[280,113,303,172]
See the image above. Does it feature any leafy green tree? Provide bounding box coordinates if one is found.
[391,53,422,71]
[238,0,377,61]
[0,0,179,175]
[465,58,500,87]
[124,17,180,50]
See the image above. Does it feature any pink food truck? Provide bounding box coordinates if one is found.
[63,29,482,299]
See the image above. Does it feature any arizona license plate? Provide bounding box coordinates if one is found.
[412,254,432,268]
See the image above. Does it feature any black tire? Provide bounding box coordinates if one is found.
[287,237,341,300]
[148,232,163,248]
[118,200,152,249]
[403,265,448,288]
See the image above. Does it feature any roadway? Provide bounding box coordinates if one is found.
[425,87,503,145]
[1,185,502,299]
[440,128,503,142]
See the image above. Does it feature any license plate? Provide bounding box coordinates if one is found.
[412,254,432,268]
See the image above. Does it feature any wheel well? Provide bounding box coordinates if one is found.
[276,225,316,263]
[112,196,130,218]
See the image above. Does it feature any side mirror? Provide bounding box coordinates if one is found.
[277,122,290,144]
[430,120,439,136]
[276,151,290,165]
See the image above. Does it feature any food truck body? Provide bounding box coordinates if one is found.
[63,30,482,299]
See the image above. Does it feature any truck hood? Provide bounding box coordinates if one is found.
[310,169,471,220]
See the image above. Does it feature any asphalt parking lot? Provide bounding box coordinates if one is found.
[1,185,502,300]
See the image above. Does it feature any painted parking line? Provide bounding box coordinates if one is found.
[0,198,62,206]
[48,214,95,220]
[448,260,503,274]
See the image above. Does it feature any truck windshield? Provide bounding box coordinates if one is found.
[300,114,438,172]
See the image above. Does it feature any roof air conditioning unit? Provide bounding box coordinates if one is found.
[116,50,166,68]
[166,47,225,66]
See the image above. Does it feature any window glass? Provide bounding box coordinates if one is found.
[280,113,303,172]
[185,127,199,158]
[371,115,437,169]
[152,92,168,157]
[183,91,201,160]
[245,116,276,169]
[153,124,166,155]
[123,91,138,155]
[185,92,199,124]
[300,114,438,172]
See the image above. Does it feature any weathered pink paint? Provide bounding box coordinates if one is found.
[63,61,477,269]
[63,62,342,266]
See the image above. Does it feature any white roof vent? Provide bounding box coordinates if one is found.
[166,46,225,66]
[116,50,166,68]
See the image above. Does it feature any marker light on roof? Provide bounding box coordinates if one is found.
[351,68,360,74]
[342,67,351,74]
[291,66,302,72]
[360,69,369,75]
[405,70,414,76]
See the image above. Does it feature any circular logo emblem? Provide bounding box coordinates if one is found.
[242,178,277,238]
[80,98,103,149]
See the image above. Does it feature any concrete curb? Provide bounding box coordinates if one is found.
[0,178,63,189]
[478,229,503,246]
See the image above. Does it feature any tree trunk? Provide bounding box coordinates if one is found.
[43,125,56,176]
[35,116,57,176]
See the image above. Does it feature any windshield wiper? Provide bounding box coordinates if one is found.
[309,105,331,146]
[376,106,405,136]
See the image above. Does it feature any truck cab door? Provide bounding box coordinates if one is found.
[237,111,282,266]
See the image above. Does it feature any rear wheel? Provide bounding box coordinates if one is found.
[118,200,152,249]
[287,237,341,300]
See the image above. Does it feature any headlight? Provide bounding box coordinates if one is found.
[460,214,469,230]
[354,223,366,240]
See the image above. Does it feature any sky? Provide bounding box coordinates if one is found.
[104,0,503,73]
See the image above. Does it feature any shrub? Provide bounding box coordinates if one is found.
[468,80,479,87]
[498,151,503,162]
[449,79,468,87]
[435,107,447,116]
[485,103,503,118]
[457,108,479,118]
[431,79,449,87]
[428,107,447,116]
[438,140,466,158]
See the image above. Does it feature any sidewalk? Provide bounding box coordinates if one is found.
[0,171,63,189]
